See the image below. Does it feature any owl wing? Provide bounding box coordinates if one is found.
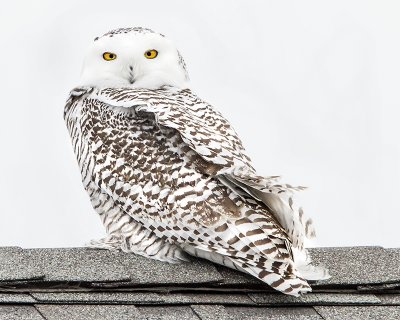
[69,87,329,295]
[91,87,316,250]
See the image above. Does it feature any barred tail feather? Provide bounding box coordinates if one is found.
[253,191,316,250]
[179,206,317,296]
[181,243,312,296]
[235,258,312,296]
[220,172,317,251]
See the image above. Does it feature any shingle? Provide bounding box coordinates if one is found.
[136,306,200,320]
[30,292,163,304]
[24,248,131,282]
[314,306,400,320]
[215,265,263,285]
[160,292,254,305]
[118,255,223,285]
[248,293,381,305]
[309,247,400,285]
[30,292,255,306]
[0,247,44,281]
[9,246,400,289]
[191,305,229,320]
[0,293,37,303]
[375,294,400,304]
[0,306,44,320]
[35,304,140,320]
[24,248,222,284]
[357,283,400,291]
[89,281,141,288]
[224,306,323,319]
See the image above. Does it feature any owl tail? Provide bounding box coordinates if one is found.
[253,191,315,250]
[232,257,313,296]
[248,190,330,281]
[184,244,312,296]
[220,172,317,252]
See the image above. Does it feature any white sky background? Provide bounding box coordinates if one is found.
[0,0,399,248]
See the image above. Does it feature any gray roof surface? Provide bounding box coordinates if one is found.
[0,246,399,319]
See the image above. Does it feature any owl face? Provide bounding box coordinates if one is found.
[80,28,190,89]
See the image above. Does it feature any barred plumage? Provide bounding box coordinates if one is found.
[65,27,329,296]
[65,85,329,296]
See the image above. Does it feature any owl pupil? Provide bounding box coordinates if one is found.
[109,54,114,58]
[147,52,151,56]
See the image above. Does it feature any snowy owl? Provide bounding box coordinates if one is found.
[65,27,329,296]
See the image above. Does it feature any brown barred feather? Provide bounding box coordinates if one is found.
[64,86,329,296]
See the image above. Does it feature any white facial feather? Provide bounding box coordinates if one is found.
[80,28,190,89]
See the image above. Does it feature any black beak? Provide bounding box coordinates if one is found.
[128,66,135,84]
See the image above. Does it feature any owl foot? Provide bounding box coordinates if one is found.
[85,235,123,251]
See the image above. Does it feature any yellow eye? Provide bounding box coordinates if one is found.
[144,49,158,59]
[103,52,117,61]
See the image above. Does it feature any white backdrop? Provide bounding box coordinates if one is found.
[0,0,399,248]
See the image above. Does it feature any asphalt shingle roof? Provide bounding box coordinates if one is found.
[0,246,399,319]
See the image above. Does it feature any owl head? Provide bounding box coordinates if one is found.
[80,27,190,89]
